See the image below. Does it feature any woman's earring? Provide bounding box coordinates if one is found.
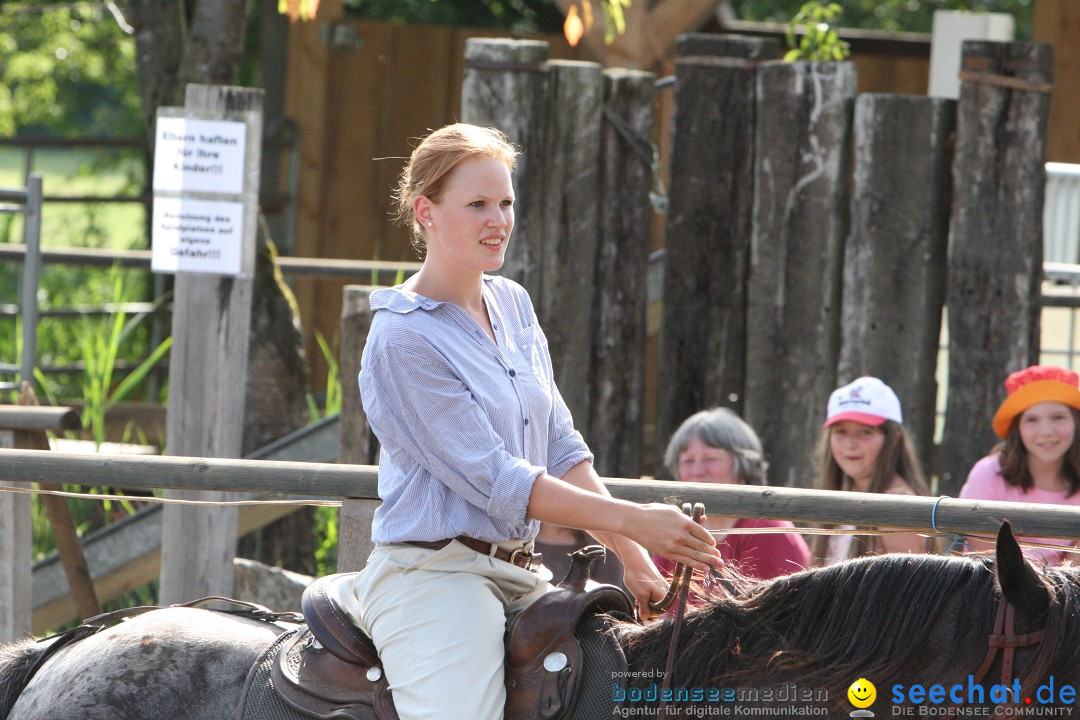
[427,221,433,227]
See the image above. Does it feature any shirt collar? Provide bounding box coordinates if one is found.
[370,275,496,314]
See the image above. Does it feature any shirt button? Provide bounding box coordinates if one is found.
[524,418,530,426]
[508,369,516,377]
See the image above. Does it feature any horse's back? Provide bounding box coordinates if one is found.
[8,607,286,720]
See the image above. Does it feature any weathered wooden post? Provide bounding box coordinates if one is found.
[939,41,1053,495]
[744,59,856,488]
[589,68,654,478]
[337,285,379,572]
[839,94,955,477]
[462,38,550,298]
[0,430,28,641]
[158,85,263,603]
[655,34,779,478]
[535,59,603,426]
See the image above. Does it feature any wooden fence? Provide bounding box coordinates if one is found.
[3,446,1080,639]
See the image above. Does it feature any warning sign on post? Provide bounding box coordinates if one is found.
[153,117,247,195]
[151,197,244,275]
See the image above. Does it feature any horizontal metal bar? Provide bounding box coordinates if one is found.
[0,302,165,318]
[0,244,421,279]
[0,406,81,431]
[0,189,29,204]
[0,137,143,149]
[0,449,1079,540]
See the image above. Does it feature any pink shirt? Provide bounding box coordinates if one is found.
[959,454,1080,566]
[654,517,810,585]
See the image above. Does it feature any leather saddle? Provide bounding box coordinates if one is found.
[271,545,634,720]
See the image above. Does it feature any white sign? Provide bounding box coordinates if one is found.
[153,117,247,194]
[151,197,245,275]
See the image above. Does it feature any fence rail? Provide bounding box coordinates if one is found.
[1,448,1079,541]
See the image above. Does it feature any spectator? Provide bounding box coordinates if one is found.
[959,364,1080,566]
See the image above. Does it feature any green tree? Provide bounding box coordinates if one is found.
[0,3,142,137]
[729,0,1034,38]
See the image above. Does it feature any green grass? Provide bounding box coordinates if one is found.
[0,146,154,398]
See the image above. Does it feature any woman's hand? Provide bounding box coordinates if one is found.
[618,548,670,622]
[618,502,722,573]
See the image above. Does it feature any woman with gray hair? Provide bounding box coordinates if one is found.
[655,408,810,581]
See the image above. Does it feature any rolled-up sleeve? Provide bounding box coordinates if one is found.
[361,341,544,524]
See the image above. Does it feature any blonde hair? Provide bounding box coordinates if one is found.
[393,123,518,251]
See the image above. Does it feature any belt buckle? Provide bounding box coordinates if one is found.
[509,546,541,572]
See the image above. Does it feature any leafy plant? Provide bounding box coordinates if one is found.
[305,329,342,421]
[784,1,851,62]
[78,267,172,447]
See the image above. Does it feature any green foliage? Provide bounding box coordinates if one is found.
[0,2,142,137]
[77,269,172,448]
[599,0,631,45]
[313,506,339,577]
[731,0,1034,38]
[306,330,342,421]
[784,2,850,61]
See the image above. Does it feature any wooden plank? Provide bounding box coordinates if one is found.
[285,0,343,400]
[538,60,604,426]
[462,38,551,298]
[656,35,780,476]
[14,385,99,621]
[938,41,1053,495]
[589,68,654,478]
[745,59,856,489]
[1034,0,1080,163]
[840,94,955,477]
[160,85,264,605]
[31,501,299,634]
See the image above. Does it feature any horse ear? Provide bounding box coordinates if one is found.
[995,521,1050,619]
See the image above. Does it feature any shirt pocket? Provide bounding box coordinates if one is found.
[514,325,551,392]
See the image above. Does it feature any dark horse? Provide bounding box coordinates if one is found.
[2,523,1078,719]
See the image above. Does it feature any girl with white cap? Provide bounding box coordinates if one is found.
[815,376,933,562]
[959,364,1080,565]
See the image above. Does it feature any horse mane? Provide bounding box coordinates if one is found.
[618,553,999,698]
[0,637,50,719]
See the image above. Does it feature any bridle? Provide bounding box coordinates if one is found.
[971,596,1046,692]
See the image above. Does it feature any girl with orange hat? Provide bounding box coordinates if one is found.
[959,364,1080,565]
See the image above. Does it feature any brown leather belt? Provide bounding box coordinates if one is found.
[404,536,542,571]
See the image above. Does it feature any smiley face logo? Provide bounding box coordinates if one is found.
[847,678,876,709]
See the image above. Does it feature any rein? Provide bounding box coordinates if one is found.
[651,502,705,718]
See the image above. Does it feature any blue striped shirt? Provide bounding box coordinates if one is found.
[359,274,593,544]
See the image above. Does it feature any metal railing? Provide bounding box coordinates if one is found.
[0,175,42,392]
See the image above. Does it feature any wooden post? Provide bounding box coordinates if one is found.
[160,85,263,604]
[535,60,603,426]
[939,41,1053,495]
[655,34,780,478]
[744,59,856,489]
[589,68,654,479]
[1034,0,1080,164]
[0,431,29,642]
[337,285,379,572]
[461,38,550,299]
[14,384,100,621]
[840,94,955,477]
